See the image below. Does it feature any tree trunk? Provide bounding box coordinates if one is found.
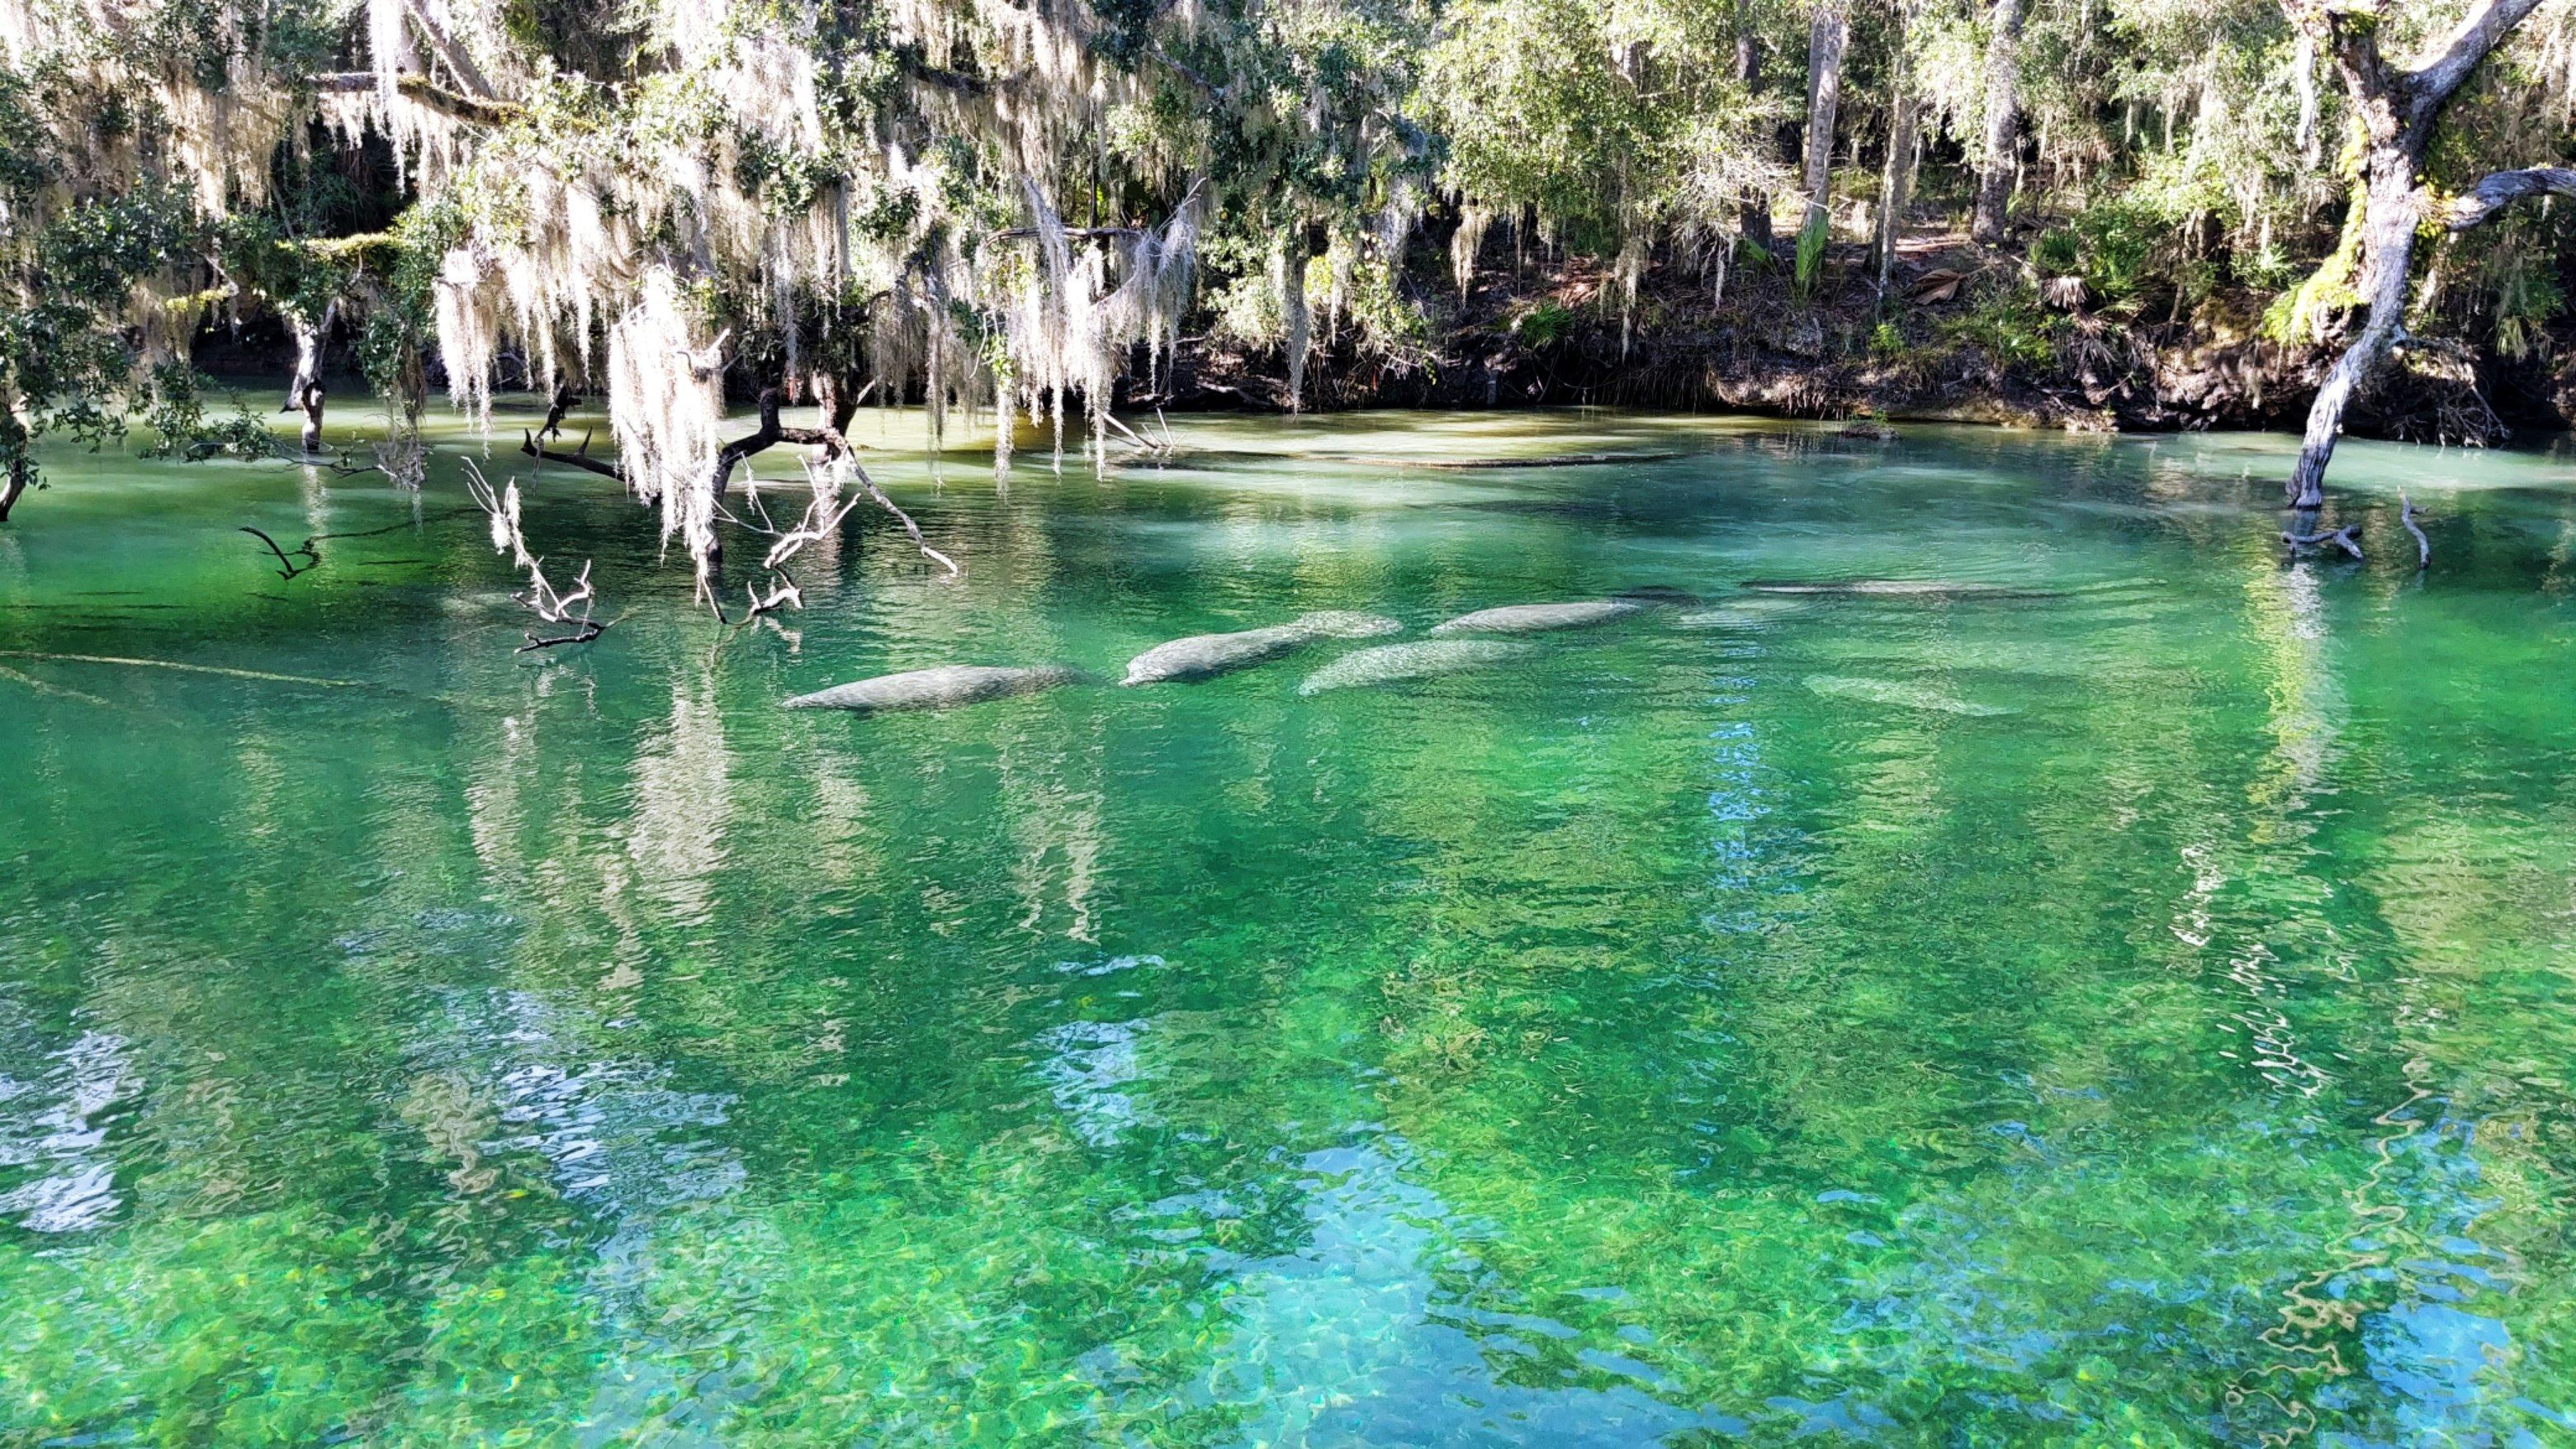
[1734,20,1775,253]
[2286,145,2421,508]
[1801,2,1850,246]
[1276,230,1312,413]
[0,408,27,523]
[282,301,336,455]
[1972,0,2026,243]
[1877,2,1920,290]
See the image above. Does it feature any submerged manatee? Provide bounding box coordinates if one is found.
[782,665,1081,713]
[1299,640,1535,695]
[1121,610,1402,686]
[1674,597,1813,628]
[1742,579,2059,600]
[1429,599,1641,635]
[1805,674,2014,717]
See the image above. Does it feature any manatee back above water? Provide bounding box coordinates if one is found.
[782,665,1082,713]
[1299,639,1536,694]
[1428,599,1640,635]
[1121,610,1402,686]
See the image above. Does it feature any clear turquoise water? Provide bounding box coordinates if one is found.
[3,402,2574,1446]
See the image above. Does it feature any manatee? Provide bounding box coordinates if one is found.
[1121,610,1402,686]
[1299,640,1535,695]
[1429,599,1641,635]
[1741,579,2058,600]
[782,664,1082,713]
[1804,674,2014,717]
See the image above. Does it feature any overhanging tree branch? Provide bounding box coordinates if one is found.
[2445,167,2576,229]
[308,70,520,125]
[2405,0,2553,120]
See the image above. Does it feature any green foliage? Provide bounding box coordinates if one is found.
[359,201,469,412]
[1420,0,1773,259]
[2031,199,2163,313]
[1792,215,1828,301]
[1508,300,1575,348]
[1938,282,2063,370]
[134,364,272,461]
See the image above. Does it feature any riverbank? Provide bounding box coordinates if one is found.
[1157,229,2566,447]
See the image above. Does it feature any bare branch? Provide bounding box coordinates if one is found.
[2400,494,2432,569]
[852,462,961,575]
[306,70,519,125]
[2406,0,2552,109]
[239,526,320,580]
[2283,522,2365,561]
[521,426,627,483]
[2445,167,2576,229]
[464,461,612,652]
[401,0,500,99]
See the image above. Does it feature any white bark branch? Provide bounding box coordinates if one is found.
[2407,0,2552,111]
[2446,166,2576,230]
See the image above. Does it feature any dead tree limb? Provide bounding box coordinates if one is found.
[520,426,626,483]
[2400,494,2431,569]
[307,70,520,125]
[463,461,610,652]
[240,526,321,580]
[2283,522,2365,561]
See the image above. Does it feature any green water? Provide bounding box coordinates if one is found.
[3,401,2575,1447]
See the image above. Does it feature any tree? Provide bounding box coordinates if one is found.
[2281,0,2564,508]
[1798,0,1852,281]
[1970,0,2026,243]
[1875,0,1924,291]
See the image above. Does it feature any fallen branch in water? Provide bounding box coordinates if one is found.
[723,458,867,623]
[2282,522,2364,561]
[239,526,320,580]
[854,462,959,575]
[463,460,611,653]
[2400,495,2431,571]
